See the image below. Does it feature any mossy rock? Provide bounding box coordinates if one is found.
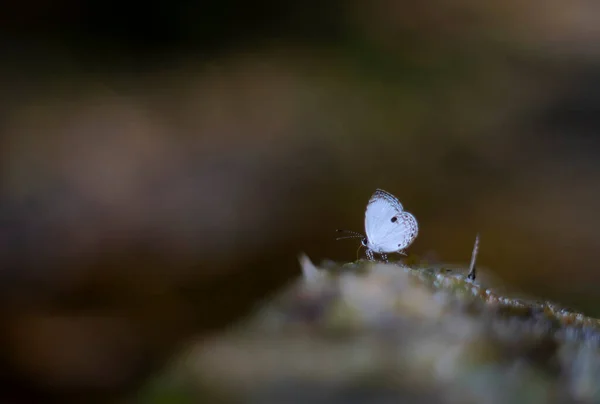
[137,256,600,404]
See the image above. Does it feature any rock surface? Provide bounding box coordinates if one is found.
[138,256,600,404]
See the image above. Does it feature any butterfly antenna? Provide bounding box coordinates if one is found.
[335,235,364,241]
[467,233,480,281]
[336,229,364,237]
[335,229,365,241]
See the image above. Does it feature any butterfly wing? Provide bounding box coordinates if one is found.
[364,189,418,253]
[364,189,403,240]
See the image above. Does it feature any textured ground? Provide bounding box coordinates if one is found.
[137,256,600,404]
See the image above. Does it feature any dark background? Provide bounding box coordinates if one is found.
[2,0,600,401]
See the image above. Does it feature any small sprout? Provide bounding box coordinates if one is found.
[467,233,480,281]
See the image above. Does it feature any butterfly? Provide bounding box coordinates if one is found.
[337,189,418,262]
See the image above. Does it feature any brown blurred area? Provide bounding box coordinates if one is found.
[2,0,600,401]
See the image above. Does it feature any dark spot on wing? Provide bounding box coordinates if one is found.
[391,216,398,223]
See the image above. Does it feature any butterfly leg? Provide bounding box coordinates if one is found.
[366,249,374,261]
[380,253,388,263]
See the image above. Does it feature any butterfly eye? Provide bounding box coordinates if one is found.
[361,237,368,246]
[391,216,398,223]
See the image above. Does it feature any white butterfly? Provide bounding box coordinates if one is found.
[337,189,418,262]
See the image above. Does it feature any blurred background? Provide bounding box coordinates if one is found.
[2,0,600,401]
